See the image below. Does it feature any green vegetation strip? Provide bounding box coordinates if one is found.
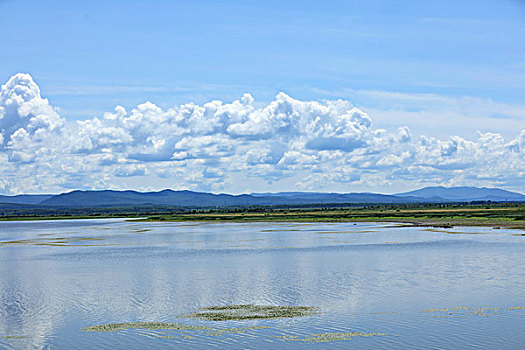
[422,306,502,318]
[82,322,271,335]
[74,304,525,344]
[141,205,525,230]
[278,332,387,343]
[186,304,320,321]
[82,322,210,332]
[2,204,524,230]
[2,335,27,339]
[509,306,525,310]
[83,305,319,335]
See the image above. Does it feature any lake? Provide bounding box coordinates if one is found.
[1,219,524,349]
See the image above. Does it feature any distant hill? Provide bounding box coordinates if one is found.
[251,192,325,197]
[1,186,523,209]
[396,186,525,202]
[0,194,53,205]
[40,190,262,207]
[39,189,420,207]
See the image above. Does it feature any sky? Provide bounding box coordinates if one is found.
[0,0,524,195]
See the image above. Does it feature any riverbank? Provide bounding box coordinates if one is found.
[141,205,525,230]
[1,204,523,230]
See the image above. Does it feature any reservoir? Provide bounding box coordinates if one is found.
[1,219,524,349]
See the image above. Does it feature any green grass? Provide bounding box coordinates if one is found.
[141,205,525,230]
[2,203,524,230]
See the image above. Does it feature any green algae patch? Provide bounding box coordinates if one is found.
[187,304,320,321]
[509,306,525,310]
[82,322,211,332]
[278,331,387,343]
[469,308,500,317]
[422,306,500,318]
[152,334,197,340]
[422,306,472,312]
[3,335,27,339]
[204,326,269,337]
[84,322,271,342]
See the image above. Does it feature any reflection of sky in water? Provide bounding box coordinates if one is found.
[1,220,525,349]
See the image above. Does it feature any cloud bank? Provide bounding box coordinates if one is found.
[0,73,523,194]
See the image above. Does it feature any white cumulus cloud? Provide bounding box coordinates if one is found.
[0,73,523,195]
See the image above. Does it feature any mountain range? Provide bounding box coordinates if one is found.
[0,186,523,208]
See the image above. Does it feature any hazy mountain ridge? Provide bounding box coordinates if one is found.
[0,187,523,208]
[396,186,525,201]
[0,194,54,205]
[38,190,421,207]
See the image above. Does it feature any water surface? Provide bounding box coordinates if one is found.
[1,219,524,349]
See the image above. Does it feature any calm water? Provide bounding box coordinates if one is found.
[1,219,525,349]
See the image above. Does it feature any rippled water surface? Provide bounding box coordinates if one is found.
[1,219,525,349]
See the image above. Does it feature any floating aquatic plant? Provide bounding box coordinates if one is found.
[509,306,525,310]
[277,331,387,343]
[422,306,500,318]
[2,335,27,339]
[421,306,472,312]
[82,322,211,332]
[83,322,269,340]
[204,326,269,337]
[186,304,319,321]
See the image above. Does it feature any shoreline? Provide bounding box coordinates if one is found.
[137,217,525,230]
[138,206,525,230]
[1,205,523,230]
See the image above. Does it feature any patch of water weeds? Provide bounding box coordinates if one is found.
[3,335,27,339]
[148,326,268,339]
[186,304,319,321]
[83,322,271,342]
[470,308,500,317]
[82,322,211,332]
[422,306,500,318]
[277,331,387,343]
[509,306,525,310]
[422,306,471,312]
[0,236,106,247]
[204,326,269,337]
[154,334,197,340]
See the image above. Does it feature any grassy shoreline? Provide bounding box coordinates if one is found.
[141,205,525,230]
[1,205,524,230]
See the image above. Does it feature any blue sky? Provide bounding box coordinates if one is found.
[0,0,524,194]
